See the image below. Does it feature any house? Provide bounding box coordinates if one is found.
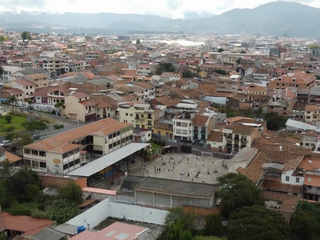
[133,81,156,100]
[64,92,97,122]
[136,64,150,76]
[15,68,51,80]
[153,121,173,140]
[160,72,181,82]
[173,112,195,142]
[268,72,316,90]
[23,118,133,173]
[192,115,214,145]
[222,124,261,153]
[117,102,154,130]
[0,212,54,239]
[304,105,320,123]
[1,66,25,83]
[12,78,35,101]
[299,158,320,201]
[0,87,24,101]
[309,87,320,104]
[285,119,317,133]
[42,58,68,75]
[207,130,223,152]
[215,76,240,93]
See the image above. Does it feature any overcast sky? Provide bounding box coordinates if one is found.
[0,0,319,18]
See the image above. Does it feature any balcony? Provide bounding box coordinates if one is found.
[304,186,320,195]
[135,117,145,121]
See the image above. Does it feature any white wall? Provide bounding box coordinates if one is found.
[67,198,168,229]
[281,170,304,186]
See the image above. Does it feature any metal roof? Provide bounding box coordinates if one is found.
[67,143,149,177]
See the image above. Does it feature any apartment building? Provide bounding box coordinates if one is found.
[12,78,35,100]
[173,112,195,141]
[215,75,240,93]
[21,74,49,89]
[42,58,68,74]
[64,91,97,122]
[304,105,320,123]
[222,124,261,153]
[118,102,154,130]
[86,51,102,59]
[192,115,214,145]
[134,81,156,100]
[309,87,320,104]
[23,118,133,174]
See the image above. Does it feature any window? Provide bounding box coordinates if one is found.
[296,178,300,183]
[176,122,181,126]
[182,122,188,127]
[40,162,46,168]
[285,176,289,181]
[125,113,128,116]
[24,149,31,154]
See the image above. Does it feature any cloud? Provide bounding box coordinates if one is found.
[0,0,319,17]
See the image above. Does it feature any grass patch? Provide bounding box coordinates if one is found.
[150,142,162,150]
[0,115,27,133]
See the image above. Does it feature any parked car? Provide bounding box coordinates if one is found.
[0,140,10,147]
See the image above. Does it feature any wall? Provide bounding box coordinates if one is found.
[39,174,87,188]
[281,170,304,186]
[67,198,168,228]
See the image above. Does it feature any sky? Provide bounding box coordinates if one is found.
[0,0,320,18]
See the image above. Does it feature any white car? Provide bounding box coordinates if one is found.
[0,140,10,147]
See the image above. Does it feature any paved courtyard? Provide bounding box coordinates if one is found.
[130,152,230,185]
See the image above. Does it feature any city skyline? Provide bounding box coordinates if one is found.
[0,0,319,19]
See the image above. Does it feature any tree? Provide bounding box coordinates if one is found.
[156,62,176,75]
[21,31,31,42]
[182,70,198,78]
[213,68,227,75]
[58,181,83,204]
[0,180,8,206]
[290,209,320,240]
[235,58,241,64]
[21,119,49,135]
[264,112,287,130]
[7,95,17,116]
[54,102,64,116]
[164,207,195,240]
[227,206,289,240]
[5,115,12,123]
[204,213,223,236]
[217,173,263,217]
[218,48,224,52]
[53,124,64,130]
[24,183,43,201]
[0,158,14,178]
[136,39,141,44]
[179,230,193,240]
[195,237,226,240]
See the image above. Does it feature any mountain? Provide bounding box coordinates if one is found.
[0,1,319,37]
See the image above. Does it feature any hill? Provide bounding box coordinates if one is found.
[0,1,319,37]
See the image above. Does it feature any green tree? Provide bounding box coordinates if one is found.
[156,62,176,75]
[213,68,227,75]
[235,58,241,64]
[21,31,31,41]
[0,158,14,178]
[7,95,17,116]
[217,173,263,217]
[218,48,224,52]
[182,70,198,78]
[179,230,193,240]
[164,207,195,240]
[53,124,64,130]
[204,213,223,236]
[195,237,226,240]
[136,39,141,44]
[290,209,320,240]
[24,184,43,201]
[0,232,6,240]
[227,206,289,240]
[0,180,8,206]
[21,119,49,135]
[7,167,40,201]
[5,115,12,123]
[58,181,83,204]
[265,112,287,130]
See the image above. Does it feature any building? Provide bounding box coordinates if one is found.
[153,122,173,140]
[1,66,25,83]
[22,74,49,89]
[268,72,316,90]
[11,78,35,101]
[70,222,148,240]
[64,92,97,122]
[216,76,240,93]
[118,102,154,130]
[42,58,68,74]
[192,115,214,145]
[23,118,133,173]
[133,81,156,100]
[304,105,320,123]
[173,112,195,142]
[222,124,261,153]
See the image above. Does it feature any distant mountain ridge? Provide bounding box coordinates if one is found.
[0,1,319,37]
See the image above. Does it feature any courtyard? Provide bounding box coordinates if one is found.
[130,152,231,185]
